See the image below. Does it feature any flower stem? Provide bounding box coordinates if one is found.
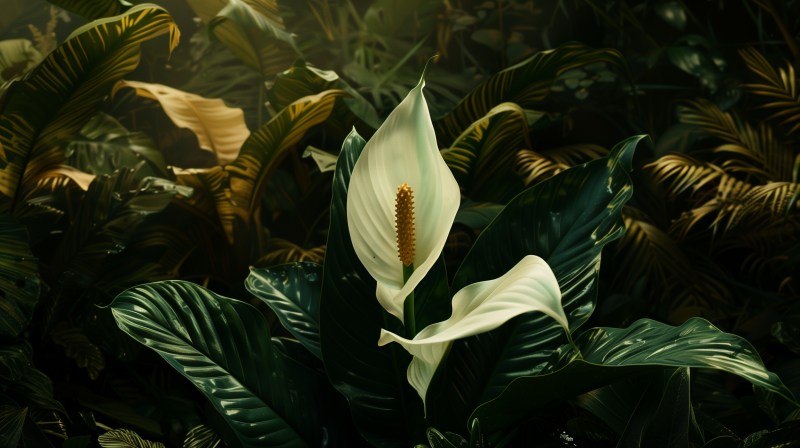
[403,263,416,339]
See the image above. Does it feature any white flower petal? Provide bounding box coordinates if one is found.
[347,76,460,322]
[378,255,567,405]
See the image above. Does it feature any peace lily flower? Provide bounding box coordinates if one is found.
[346,71,572,406]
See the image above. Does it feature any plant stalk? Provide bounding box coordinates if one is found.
[403,263,416,339]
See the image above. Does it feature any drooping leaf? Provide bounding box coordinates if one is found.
[440,103,529,202]
[320,129,451,447]
[0,39,42,82]
[98,429,165,448]
[245,262,322,360]
[112,81,250,165]
[0,342,31,381]
[0,4,179,214]
[111,281,343,447]
[0,214,40,339]
[470,318,798,437]
[46,0,131,21]
[176,90,345,245]
[51,323,105,380]
[425,136,649,434]
[433,42,629,145]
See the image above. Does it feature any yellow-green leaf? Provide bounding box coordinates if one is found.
[112,81,250,165]
[177,90,346,244]
[0,4,179,214]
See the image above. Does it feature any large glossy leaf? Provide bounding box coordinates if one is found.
[425,136,649,434]
[112,81,250,165]
[245,262,323,360]
[471,318,798,437]
[46,0,131,21]
[433,42,628,145]
[176,90,345,245]
[319,129,451,447]
[111,281,343,447]
[440,103,529,202]
[0,4,179,214]
[208,0,300,79]
[0,214,40,339]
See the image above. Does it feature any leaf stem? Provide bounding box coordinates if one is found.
[566,331,582,360]
[403,263,416,339]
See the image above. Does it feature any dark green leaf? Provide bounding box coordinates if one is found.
[245,262,322,360]
[470,318,798,437]
[4,368,66,417]
[426,136,649,434]
[46,0,131,21]
[0,342,32,381]
[426,428,468,448]
[453,201,504,230]
[111,281,341,447]
[55,382,164,436]
[755,385,782,427]
[0,405,25,447]
[0,214,41,339]
[63,435,92,448]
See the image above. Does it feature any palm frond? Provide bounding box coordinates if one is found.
[644,153,725,200]
[739,46,800,135]
[515,144,608,187]
[255,238,325,266]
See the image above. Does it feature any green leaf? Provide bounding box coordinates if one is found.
[268,60,381,136]
[0,39,42,82]
[0,215,40,339]
[470,318,798,437]
[0,4,179,213]
[425,136,649,434]
[245,262,323,360]
[453,201,504,230]
[47,0,131,21]
[111,281,341,447]
[63,435,92,448]
[441,103,529,202]
[0,405,26,447]
[98,429,165,448]
[3,368,66,417]
[56,383,162,435]
[0,342,32,381]
[771,301,800,355]
[433,42,629,145]
[425,428,468,448]
[616,368,691,447]
[468,419,484,448]
[319,129,450,447]
[755,385,782,427]
[208,0,300,78]
[65,112,167,177]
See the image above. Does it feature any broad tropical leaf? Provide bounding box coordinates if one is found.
[65,112,167,176]
[424,136,649,435]
[183,425,221,448]
[319,129,452,447]
[246,263,322,360]
[112,81,250,165]
[177,90,345,244]
[433,42,629,145]
[0,214,40,338]
[208,0,300,79]
[1,367,66,417]
[0,4,179,214]
[110,281,342,447]
[46,0,131,21]
[470,318,798,437]
[440,103,529,202]
[98,429,165,448]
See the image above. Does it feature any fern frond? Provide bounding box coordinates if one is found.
[515,144,608,186]
[678,98,741,144]
[742,182,800,217]
[644,153,725,199]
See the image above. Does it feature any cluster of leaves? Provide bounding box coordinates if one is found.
[0,0,799,447]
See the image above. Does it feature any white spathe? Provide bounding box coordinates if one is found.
[378,255,568,404]
[346,76,460,323]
